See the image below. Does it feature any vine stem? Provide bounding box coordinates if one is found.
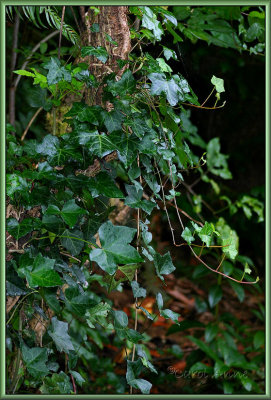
[130,154,141,395]
[58,6,66,60]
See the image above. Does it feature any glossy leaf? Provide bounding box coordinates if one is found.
[89,221,143,275]
[48,317,74,353]
[153,251,175,280]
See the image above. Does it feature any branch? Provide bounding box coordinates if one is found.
[9,8,20,127]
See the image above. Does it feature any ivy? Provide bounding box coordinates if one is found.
[6,5,264,396]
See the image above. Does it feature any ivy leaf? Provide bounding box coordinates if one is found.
[60,229,84,256]
[211,75,225,93]
[216,218,239,260]
[60,200,87,228]
[124,184,156,215]
[79,130,115,157]
[140,6,163,40]
[110,132,139,167]
[81,46,108,63]
[40,372,73,394]
[43,57,71,85]
[48,317,74,353]
[208,285,222,308]
[107,69,136,96]
[198,222,216,247]
[101,109,124,133]
[20,253,62,288]
[160,308,180,324]
[181,227,195,245]
[89,221,143,275]
[156,292,164,310]
[137,345,158,373]
[87,172,124,199]
[86,302,111,328]
[207,138,232,179]
[131,281,146,298]
[153,252,175,280]
[6,218,33,239]
[64,287,96,316]
[118,264,138,281]
[139,306,154,320]
[22,345,49,379]
[65,103,101,125]
[36,134,59,158]
[126,359,152,394]
[149,73,179,106]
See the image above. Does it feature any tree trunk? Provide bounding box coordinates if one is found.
[79,6,131,105]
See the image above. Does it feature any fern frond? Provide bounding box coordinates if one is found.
[6,6,80,45]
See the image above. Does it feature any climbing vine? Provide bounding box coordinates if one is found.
[6,5,265,395]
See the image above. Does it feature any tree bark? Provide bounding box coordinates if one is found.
[79,6,131,105]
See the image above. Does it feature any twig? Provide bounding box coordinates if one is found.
[130,154,141,395]
[14,31,59,90]
[58,6,66,60]
[21,107,43,141]
[166,202,204,227]
[9,8,20,127]
[71,373,77,394]
[70,6,82,36]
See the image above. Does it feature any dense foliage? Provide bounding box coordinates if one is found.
[6,5,265,395]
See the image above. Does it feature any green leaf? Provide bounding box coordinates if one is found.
[13,69,35,77]
[198,222,216,247]
[208,285,222,308]
[20,253,62,288]
[253,330,264,350]
[89,221,143,275]
[139,306,154,320]
[213,360,230,378]
[64,287,96,316]
[44,57,71,85]
[160,308,180,324]
[6,218,33,239]
[79,130,115,157]
[149,73,180,106]
[126,359,152,394]
[207,138,232,179]
[69,370,85,387]
[124,184,156,215]
[48,317,74,353]
[65,103,101,125]
[118,264,138,281]
[189,362,213,375]
[140,6,163,40]
[22,345,49,379]
[205,324,219,343]
[60,200,87,228]
[216,218,239,260]
[60,229,84,256]
[156,292,164,310]
[40,372,73,394]
[137,345,158,373]
[131,281,146,298]
[181,227,195,245]
[153,251,175,281]
[187,336,221,362]
[101,109,124,133]
[107,70,136,96]
[211,75,225,93]
[229,280,245,302]
[112,309,128,328]
[86,302,111,328]
[81,46,108,63]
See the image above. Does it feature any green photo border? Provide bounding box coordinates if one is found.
[0,1,270,399]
